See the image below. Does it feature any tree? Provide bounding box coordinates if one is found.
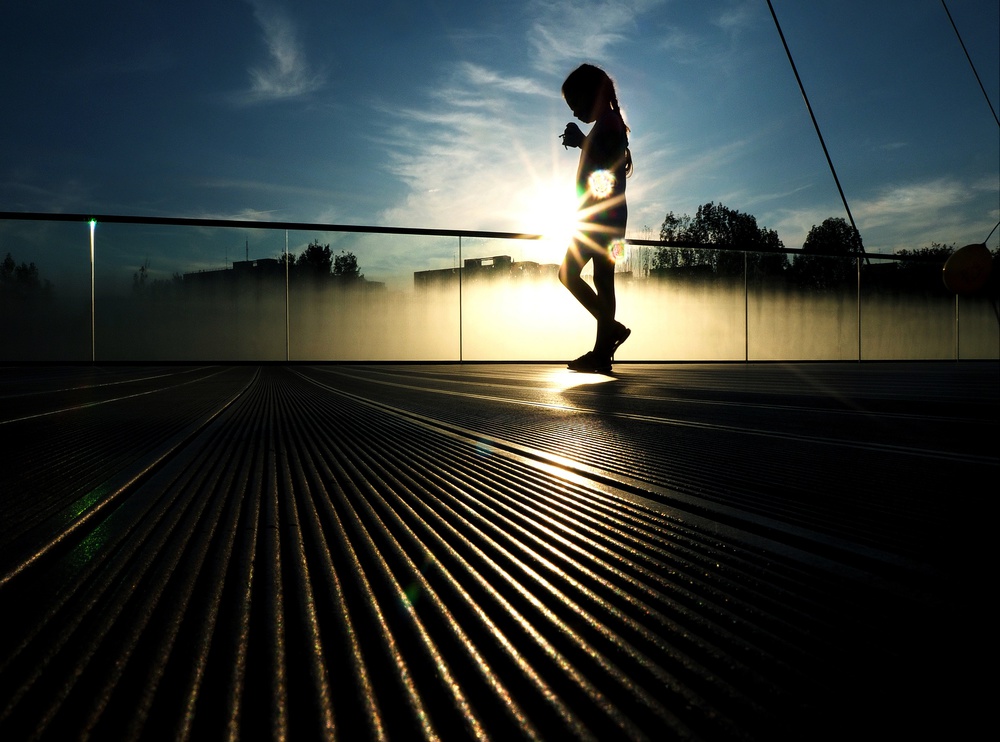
[654,202,786,277]
[280,242,364,284]
[332,250,363,281]
[802,217,863,256]
[296,241,333,277]
[655,212,707,273]
[133,258,150,292]
[1,252,52,302]
[790,217,863,289]
[133,259,183,298]
[886,243,956,295]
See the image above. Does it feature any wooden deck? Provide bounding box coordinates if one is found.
[1,362,996,740]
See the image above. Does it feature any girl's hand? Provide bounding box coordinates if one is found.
[560,122,585,149]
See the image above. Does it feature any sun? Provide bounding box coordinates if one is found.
[518,171,627,266]
[516,179,579,260]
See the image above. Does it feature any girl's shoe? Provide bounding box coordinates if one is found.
[567,351,612,374]
[608,322,631,360]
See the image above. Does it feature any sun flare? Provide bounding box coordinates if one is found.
[587,169,615,200]
[523,180,579,251]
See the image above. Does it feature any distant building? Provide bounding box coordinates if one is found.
[183,258,384,292]
[414,255,558,289]
[184,258,284,286]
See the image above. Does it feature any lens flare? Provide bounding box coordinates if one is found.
[587,169,615,200]
[609,239,627,263]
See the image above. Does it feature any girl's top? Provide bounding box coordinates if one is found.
[576,109,629,230]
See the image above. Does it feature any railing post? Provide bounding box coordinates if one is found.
[856,255,862,362]
[458,235,463,363]
[954,293,960,360]
[89,219,96,363]
[285,230,290,362]
[744,249,749,362]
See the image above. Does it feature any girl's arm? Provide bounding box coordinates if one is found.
[560,122,585,149]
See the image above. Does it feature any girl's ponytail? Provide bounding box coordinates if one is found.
[609,89,633,178]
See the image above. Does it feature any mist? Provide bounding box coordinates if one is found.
[3,270,996,362]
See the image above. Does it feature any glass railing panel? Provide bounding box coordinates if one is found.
[4,214,996,362]
[456,236,576,361]
[957,292,999,359]
[860,255,956,360]
[749,252,859,360]
[93,224,287,361]
[287,232,460,361]
[456,239,750,361]
[641,246,746,361]
[0,219,92,361]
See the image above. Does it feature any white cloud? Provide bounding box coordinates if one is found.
[374,0,670,243]
[357,60,587,284]
[855,179,970,225]
[713,0,756,36]
[378,92,546,232]
[527,0,666,73]
[766,177,998,253]
[239,1,324,104]
[459,63,549,97]
[657,27,703,56]
[852,177,998,250]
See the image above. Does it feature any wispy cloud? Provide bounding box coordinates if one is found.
[527,0,666,73]
[657,26,704,57]
[359,59,582,283]
[856,179,971,226]
[853,177,998,248]
[713,0,756,36]
[376,0,669,241]
[378,83,544,232]
[458,63,549,97]
[237,1,324,104]
[770,177,998,252]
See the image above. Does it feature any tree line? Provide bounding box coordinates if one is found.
[651,201,994,294]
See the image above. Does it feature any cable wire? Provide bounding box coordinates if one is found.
[940,0,1000,129]
[765,0,868,262]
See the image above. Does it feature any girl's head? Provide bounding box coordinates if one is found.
[562,63,633,176]
[561,64,616,123]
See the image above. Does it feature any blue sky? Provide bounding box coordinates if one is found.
[2,0,997,287]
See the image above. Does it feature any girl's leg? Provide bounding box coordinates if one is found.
[561,236,629,362]
[559,243,603,320]
[591,252,618,354]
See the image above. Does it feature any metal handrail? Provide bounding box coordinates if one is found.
[0,211,937,262]
[0,211,543,242]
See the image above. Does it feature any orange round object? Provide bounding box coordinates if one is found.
[942,243,992,295]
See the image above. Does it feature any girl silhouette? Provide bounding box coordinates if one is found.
[558,63,632,373]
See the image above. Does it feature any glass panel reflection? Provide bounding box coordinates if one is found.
[1,214,996,362]
[0,219,91,361]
